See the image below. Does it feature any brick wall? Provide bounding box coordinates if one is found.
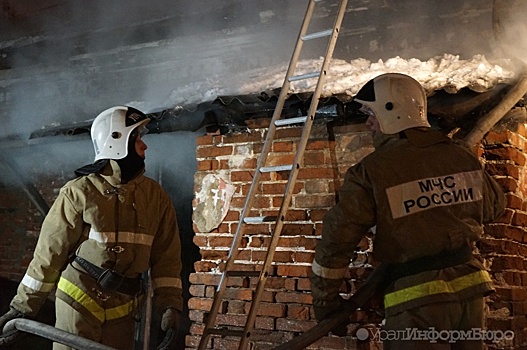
[479,120,527,350]
[1,112,526,349]
[0,172,62,280]
[188,117,527,349]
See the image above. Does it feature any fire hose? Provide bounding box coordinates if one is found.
[1,318,117,350]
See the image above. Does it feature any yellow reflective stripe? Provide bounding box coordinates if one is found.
[106,301,135,321]
[311,259,348,280]
[58,277,135,322]
[384,270,492,309]
[58,277,105,322]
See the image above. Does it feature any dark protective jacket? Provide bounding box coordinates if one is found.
[310,128,506,317]
[11,160,183,325]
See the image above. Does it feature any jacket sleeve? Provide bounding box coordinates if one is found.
[310,163,376,310]
[482,169,506,223]
[10,185,85,317]
[150,192,183,313]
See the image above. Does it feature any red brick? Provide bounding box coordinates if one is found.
[304,180,329,194]
[293,251,314,263]
[486,163,521,179]
[254,316,275,330]
[189,272,220,286]
[231,196,270,209]
[303,151,326,166]
[208,236,237,248]
[246,302,286,317]
[196,145,234,158]
[485,130,510,145]
[222,131,263,144]
[306,140,331,150]
[276,265,311,278]
[485,224,525,242]
[188,297,213,311]
[281,223,315,236]
[266,153,295,167]
[194,261,218,272]
[495,177,519,193]
[275,128,303,139]
[309,209,329,221]
[485,147,526,166]
[196,134,214,146]
[295,194,335,208]
[189,285,206,297]
[297,278,311,291]
[279,236,317,250]
[512,212,527,227]
[273,141,293,152]
[261,182,302,195]
[297,167,335,180]
[188,310,206,323]
[230,170,255,182]
[287,304,311,320]
[216,313,247,327]
[197,159,213,171]
[275,318,316,332]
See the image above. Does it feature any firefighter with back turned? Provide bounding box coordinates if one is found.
[310,73,506,350]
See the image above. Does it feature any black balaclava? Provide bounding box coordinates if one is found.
[116,127,145,184]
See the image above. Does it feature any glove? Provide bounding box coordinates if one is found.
[157,308,181,350]
[313,298,348,337]
[0,307,25,346]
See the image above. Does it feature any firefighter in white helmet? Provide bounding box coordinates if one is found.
[0,106,183,349]
[310,73,506,349]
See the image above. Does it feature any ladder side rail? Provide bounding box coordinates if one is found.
[210,0,318,304]
[238,1,349,349]
[197,3,320,349]
[217,0,319,276]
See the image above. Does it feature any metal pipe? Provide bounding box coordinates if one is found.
[3,319,117,350]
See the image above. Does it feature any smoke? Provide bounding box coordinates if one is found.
[3,0,516,141]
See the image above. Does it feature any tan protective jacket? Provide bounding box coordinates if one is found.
[11,161,183,325]
[310,128,506,317]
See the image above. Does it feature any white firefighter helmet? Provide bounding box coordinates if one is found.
[91,106,149,161]
[354,73,429,134]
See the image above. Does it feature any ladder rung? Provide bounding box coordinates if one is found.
[302,29,333,41]
[259,164,293,173]
[275,116,308,126]
[225,270,261,278]
[205,328,245,338]
[243,216,277,224]
[289,71,320,82]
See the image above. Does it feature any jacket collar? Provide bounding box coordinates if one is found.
[374,128,450,149]
[99,160,145,187]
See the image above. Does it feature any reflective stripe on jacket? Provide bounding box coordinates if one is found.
[310,129,506,316]
[57,277,137,323]
[11,160,183,321]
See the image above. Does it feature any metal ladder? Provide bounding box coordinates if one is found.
[198,1,348,349]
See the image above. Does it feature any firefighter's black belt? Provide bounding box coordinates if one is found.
[388,244,473,282]
[74,256,142,296]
